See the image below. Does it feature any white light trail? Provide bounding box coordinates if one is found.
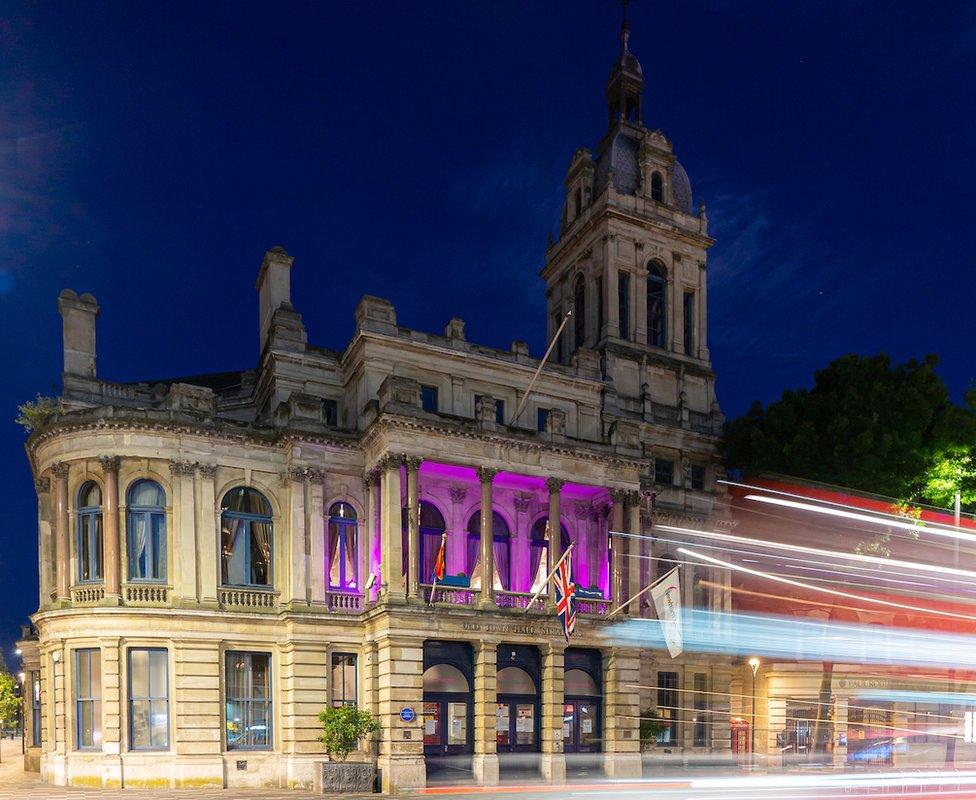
[676,546,976,622]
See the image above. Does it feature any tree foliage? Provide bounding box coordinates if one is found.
[0,672,19,728]
[15,394,61,433]
[723,354,970,502]
[317,706,379,762]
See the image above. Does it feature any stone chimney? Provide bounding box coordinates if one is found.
[58,289,99,377]
[256,246,294,353]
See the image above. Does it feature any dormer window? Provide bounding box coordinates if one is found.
[651,172,664,203]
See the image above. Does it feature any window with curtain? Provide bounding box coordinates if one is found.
[573,275,585,349]
[651,171,664,202]
[466,510,511,590]
[656,670,678,744]
[77,482,103,583]
[220,488,273,588]
[528,518,571,593]
[127,480,167,582]
[418,502,446,583]
[331,653,357,707]
[128,648,169,750]
[75,648,101,750]
[328,502,358,591]
[618,272,630,340]
[646,261,667,348]
[225,651,272,750]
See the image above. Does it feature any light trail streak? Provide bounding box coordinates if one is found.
[744,493,976,544]
[676,546,976,622]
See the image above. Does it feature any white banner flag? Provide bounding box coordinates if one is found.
[651,567,683,657]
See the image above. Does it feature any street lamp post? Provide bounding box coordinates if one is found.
[748,657,761,769]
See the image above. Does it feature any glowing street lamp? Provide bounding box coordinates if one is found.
[748,657,761,765]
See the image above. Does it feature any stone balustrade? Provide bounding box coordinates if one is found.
[325,591,364,613]
[70,585,105,605]
[421,584,478,606]
[124,584,170,605]
[218,587,279,610]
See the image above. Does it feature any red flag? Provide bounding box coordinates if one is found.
[433,533,447,582]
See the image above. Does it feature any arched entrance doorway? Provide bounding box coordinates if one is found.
[495,645,541,776]
[423,641,474,782]
[564,648,603,776]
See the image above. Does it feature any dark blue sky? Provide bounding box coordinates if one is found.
[1,1,974,654]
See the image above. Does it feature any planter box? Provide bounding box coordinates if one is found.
[313,761,377,794]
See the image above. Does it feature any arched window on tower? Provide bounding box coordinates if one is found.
[651,172,664,203]
[646,261,667,348]
[77,481,103,583]
[573,275,586,350]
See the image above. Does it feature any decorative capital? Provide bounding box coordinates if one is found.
[449,485,468,505]
[545,477,564,495]
[379,453,405,471]
[362,469,379,488]
[611,488,628,504]
[404,456,423,473]
[285,466,308,484]
[35,476,51,494]
[306,467,327,485]
[513,495,531,514]
[168,459,195,477]
[98,455,121,473]
[476,466,497,485]
[597,502,612,519]
[575,502,597,521]
[196,463,218,479]
[625,490,641,506]
[51,462,69,479]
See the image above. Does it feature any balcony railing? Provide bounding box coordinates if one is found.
[70,585,105,605]
[495,590,545,612]
[218,587,279,611]
[325,590,364,613]
[124,584,170,606]
[421,584,478,606]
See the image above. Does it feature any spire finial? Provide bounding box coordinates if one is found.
[621,0,632,52]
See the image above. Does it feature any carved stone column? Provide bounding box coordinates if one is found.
[472,641,499,785]
[52,463,69,602]
[611,489,626,606]
[405,457,422,599]
[448,485,467,578]
[100,456,121,603]
[35,476,54,607]
[380,455,405,601]
[513,495,530,592]
[625,491,642,616]
[364,471,379,603]
[197,463,219,606]
[477,467,496,608]
[546,477,564,603]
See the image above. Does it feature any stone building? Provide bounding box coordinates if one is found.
[22,22,732,791]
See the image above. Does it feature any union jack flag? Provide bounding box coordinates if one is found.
[552,553,577,641]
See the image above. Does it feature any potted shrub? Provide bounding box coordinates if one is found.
[314,706,380,793]
[639,708,668,752]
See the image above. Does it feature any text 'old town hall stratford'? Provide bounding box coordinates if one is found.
[20,22,734,792]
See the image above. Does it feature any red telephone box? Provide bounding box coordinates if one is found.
[731,719,750,756]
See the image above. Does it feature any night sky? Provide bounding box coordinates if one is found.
[1,1,974,657]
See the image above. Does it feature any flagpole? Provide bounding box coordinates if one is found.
[606,566,679,619]
[512,309,572,426]
[522,541,575,614]
[427,532,448,607]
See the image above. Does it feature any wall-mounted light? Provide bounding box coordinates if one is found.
[364,573,376,591]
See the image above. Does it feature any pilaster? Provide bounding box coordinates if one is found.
[611,490,626,604]
[375,636,425,793]
[364,471,379,603]
[99,457,122,604]
[603,647,642,777]
[36,476,54,608]
[196,464,219,606]
[284,467,309,608]
[52,463,70,602]
[472,641,499,786]
[380,455,405,601]
[546,478,563,604]
[308,471,326,605]
[169,460,198,605]
[625,492,641,616]
[539,642,566,782]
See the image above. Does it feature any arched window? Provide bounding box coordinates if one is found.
[528,518,571,593]
[573,275,586,350]
[650,171,664,202]
[127,480,166,582]
[692,566,710,610]
[647,261,667,348]
[466,510,511,591]
[418,502,446,584]
[328,502,358,591]
[221,487,273,588]
[77,481,103,583]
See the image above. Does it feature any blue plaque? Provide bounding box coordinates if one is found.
[399,706,416,723]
